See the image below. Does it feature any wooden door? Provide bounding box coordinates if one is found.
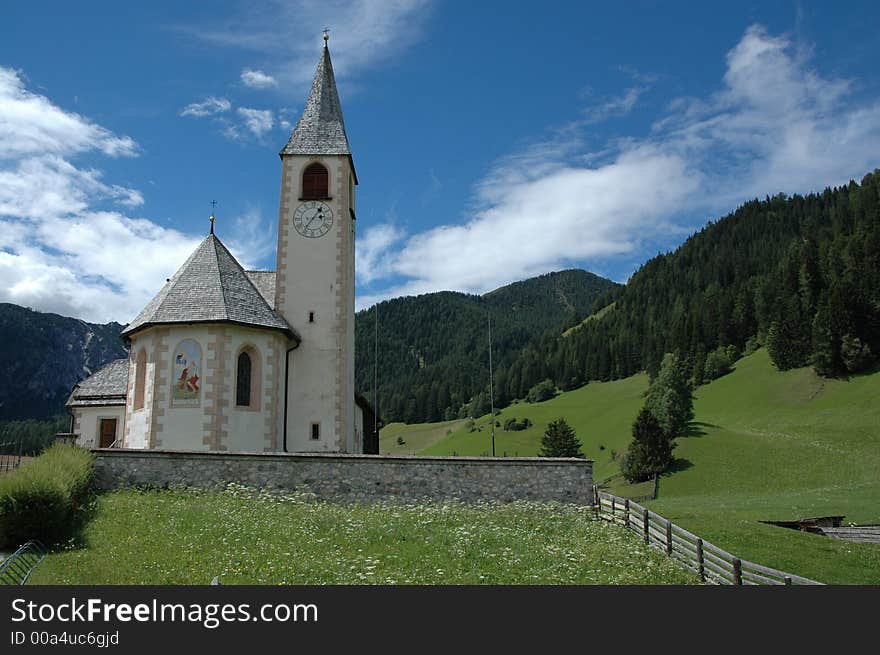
[99,419,117,448]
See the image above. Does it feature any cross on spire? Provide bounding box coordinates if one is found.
[209,200,217,235]
[323,27,330,45]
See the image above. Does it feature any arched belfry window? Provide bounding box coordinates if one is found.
[236,352,252,407]
[302,163,329,199]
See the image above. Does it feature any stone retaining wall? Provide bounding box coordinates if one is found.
[93,449,594,505]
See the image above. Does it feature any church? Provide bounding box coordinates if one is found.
[66,36,378,455]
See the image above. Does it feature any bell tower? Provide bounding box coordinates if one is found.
[275,34,357,452]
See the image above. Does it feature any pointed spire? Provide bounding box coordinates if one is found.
[280,37,351,156]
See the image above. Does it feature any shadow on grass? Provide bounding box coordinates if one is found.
[667,458,693,474]
[682,422,717,438]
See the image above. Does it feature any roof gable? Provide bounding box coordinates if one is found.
[122,235,296,340]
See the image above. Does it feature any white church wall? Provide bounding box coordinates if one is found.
[124,324,287,452]
[74,405,125,448]
[123,334,162,450]
[224,328,286,452]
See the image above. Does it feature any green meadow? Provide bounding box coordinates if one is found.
[384,349,880,584]
[29,486,695,585]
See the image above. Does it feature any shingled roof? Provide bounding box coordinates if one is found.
[122,235,297,341]
[66,358,129,408]
[245,270,276,308]
[280,43,351,157]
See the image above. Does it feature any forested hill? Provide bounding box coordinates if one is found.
[354,270,619,424]
[0,304,128,420]
[497,169,880,401]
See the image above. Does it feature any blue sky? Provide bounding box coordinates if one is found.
[2,1,880,323]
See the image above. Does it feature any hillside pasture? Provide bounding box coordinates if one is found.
[383,349,880,583]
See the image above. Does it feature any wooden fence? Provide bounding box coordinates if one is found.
[596,491,822,585]
[820,526,880,544]
[0,439,22,474]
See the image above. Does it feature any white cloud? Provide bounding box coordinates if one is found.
[581,86,645,125]
[224,206,277,268]
[187,0,433,89]
[181,96,276,143]
[0,66,216,323]
[179,96,231,117]
[357,25,880,309]
[233,107,274,138]
[241,69,277,89]
[356,223,404,285]
[0,67,137,158]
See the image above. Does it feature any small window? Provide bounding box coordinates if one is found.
[302,163,329,199]
[309,311,315,323]
[311,423,320,440]
[133,348,147,410]
[236,352,252,406]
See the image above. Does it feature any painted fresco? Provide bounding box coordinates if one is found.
[172,339,201,406]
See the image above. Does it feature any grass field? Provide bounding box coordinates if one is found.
[418,373,649,481]
[379,419,465,455]
[29,486,697,585]
[383,349,880,583]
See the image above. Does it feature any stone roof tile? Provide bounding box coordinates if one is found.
[122,235,296,340]
[280,44,351,156]
[66,358,129,407]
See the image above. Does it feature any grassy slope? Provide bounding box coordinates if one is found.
[379,419,465,455]
[652,349,880,584]
[561,301,616,337]
[385,349,880,583]
[29,488,696,585]
[419,374,649,481]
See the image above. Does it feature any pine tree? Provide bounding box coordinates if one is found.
[539,418,583,458]
[644,353,693,438]
[621,408,676,483]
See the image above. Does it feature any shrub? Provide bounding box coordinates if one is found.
[0,444,95,548]
[703,344,738,382]
[539,418,584,458]
[743,336,760,356]
[396,436,406,445]
[841,334,873,373]
[503,417,532,432]
[526,379,556,404]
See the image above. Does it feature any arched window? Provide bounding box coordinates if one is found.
[301,163,329,199]
[133,348,147,410]
[236,352,252,407]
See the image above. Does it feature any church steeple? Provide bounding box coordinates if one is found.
[280,37,351,157]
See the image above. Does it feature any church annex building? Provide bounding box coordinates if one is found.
[66,38,378,455]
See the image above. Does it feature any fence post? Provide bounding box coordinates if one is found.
[696,538,705,581]
[610,496,616,523]
[733,558,742,585]
[624,499,630,529]
[783,576,792,586]
[665,519,673,555]
[643,508,649,543]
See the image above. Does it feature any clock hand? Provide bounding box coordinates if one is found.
[305,210,322,230]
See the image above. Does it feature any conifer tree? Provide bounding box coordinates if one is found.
[539,418,583,458]
[644,353,693,438]
[621,408,675,483]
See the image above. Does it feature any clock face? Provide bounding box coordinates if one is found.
[293,201,334,238]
